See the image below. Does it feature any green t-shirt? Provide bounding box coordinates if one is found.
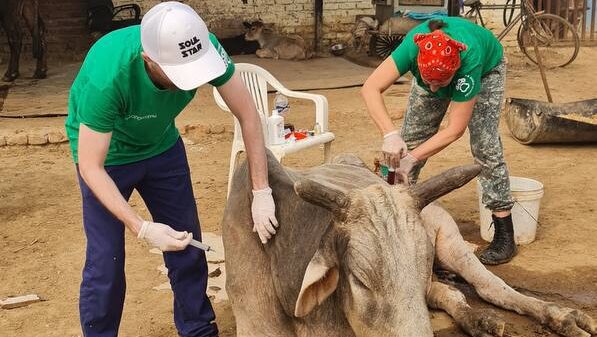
[391,17,503,102]
[65,25,235,166]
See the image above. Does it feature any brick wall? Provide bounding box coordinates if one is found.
[0,0,91,63]
[0,0,375,64]
[114,0,375,50]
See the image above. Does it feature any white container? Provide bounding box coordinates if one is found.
[274,92,289,116]
[268,109,285,145]
[478,176,544,245]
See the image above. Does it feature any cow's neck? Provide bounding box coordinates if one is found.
[257,30,277,48]
[294,294,355,337]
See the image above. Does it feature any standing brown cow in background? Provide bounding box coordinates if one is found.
[0,0,47,81]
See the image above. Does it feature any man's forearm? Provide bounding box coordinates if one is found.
[239,115,269,190]
[79,167,143,233]
[217,73,270,191]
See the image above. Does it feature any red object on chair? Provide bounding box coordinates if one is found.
[285,131,308,140]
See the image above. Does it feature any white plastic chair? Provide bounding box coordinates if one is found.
[212,63,335,196]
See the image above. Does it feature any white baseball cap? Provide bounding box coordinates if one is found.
[141,1,227,90]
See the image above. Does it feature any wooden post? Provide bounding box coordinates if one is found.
[565,0,570,31]
[532,35,553,103]
[554,1,561,42]
[591,0,597,40]
[314,0,323,53]
[572,0,579,37]
[448,0,460,16]
[581,0,587,39]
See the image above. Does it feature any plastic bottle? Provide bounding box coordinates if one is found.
[268,109,285,145]
[313,122,322,135]
[274,92,289,116]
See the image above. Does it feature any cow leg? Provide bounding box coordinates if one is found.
[21,2,47,79]
[1,15,22,81]
[427,281,505,337]
[421,204,597,337]
[256,48,274,58]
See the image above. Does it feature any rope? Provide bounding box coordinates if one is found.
[488,199,542,230]
[514,199,542,226]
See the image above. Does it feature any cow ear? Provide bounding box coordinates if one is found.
[294,241,339,317]
[294,179,350,219]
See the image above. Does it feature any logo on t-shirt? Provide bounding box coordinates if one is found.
[178,36,203,58]
[216,44,232,66]
[455,75,475,97]
[125,114,157,121]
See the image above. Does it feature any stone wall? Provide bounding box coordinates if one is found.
[114,0,375,50]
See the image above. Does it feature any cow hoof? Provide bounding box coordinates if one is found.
[544,304,597,337]
[2,73,18,82]
[456,308,505,337]
[33,70,47,79]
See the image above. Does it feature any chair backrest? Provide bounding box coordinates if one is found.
[213,63,282,145]
[237,64,270,119]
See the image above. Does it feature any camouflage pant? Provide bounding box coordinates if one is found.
[401,58,514,211]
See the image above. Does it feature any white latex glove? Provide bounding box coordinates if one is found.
[137,220,193,252]
[397,152,418,185]
[251,187,279,244]
[382,130,408,169]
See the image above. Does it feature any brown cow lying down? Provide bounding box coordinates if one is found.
[244,20,312,60]
[222,152,596,337]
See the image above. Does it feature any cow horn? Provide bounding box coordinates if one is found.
[294,179,349,218]
[410,164,482,210]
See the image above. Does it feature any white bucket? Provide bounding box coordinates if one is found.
[478,176,544,245]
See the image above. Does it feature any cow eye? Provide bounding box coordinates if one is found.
[349,273,370,290]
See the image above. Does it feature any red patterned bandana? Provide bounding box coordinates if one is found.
[414,30,467,83]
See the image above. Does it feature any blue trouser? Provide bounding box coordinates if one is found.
[77,138,218,337]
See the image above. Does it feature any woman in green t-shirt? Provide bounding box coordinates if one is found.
[361,17,516,265]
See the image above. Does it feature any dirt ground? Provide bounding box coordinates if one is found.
[1,44,596,337]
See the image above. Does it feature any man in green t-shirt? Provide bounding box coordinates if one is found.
[361,17,517,266]
[65,2,278,336]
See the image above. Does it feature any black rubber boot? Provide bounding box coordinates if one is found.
[478,214,517,265]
